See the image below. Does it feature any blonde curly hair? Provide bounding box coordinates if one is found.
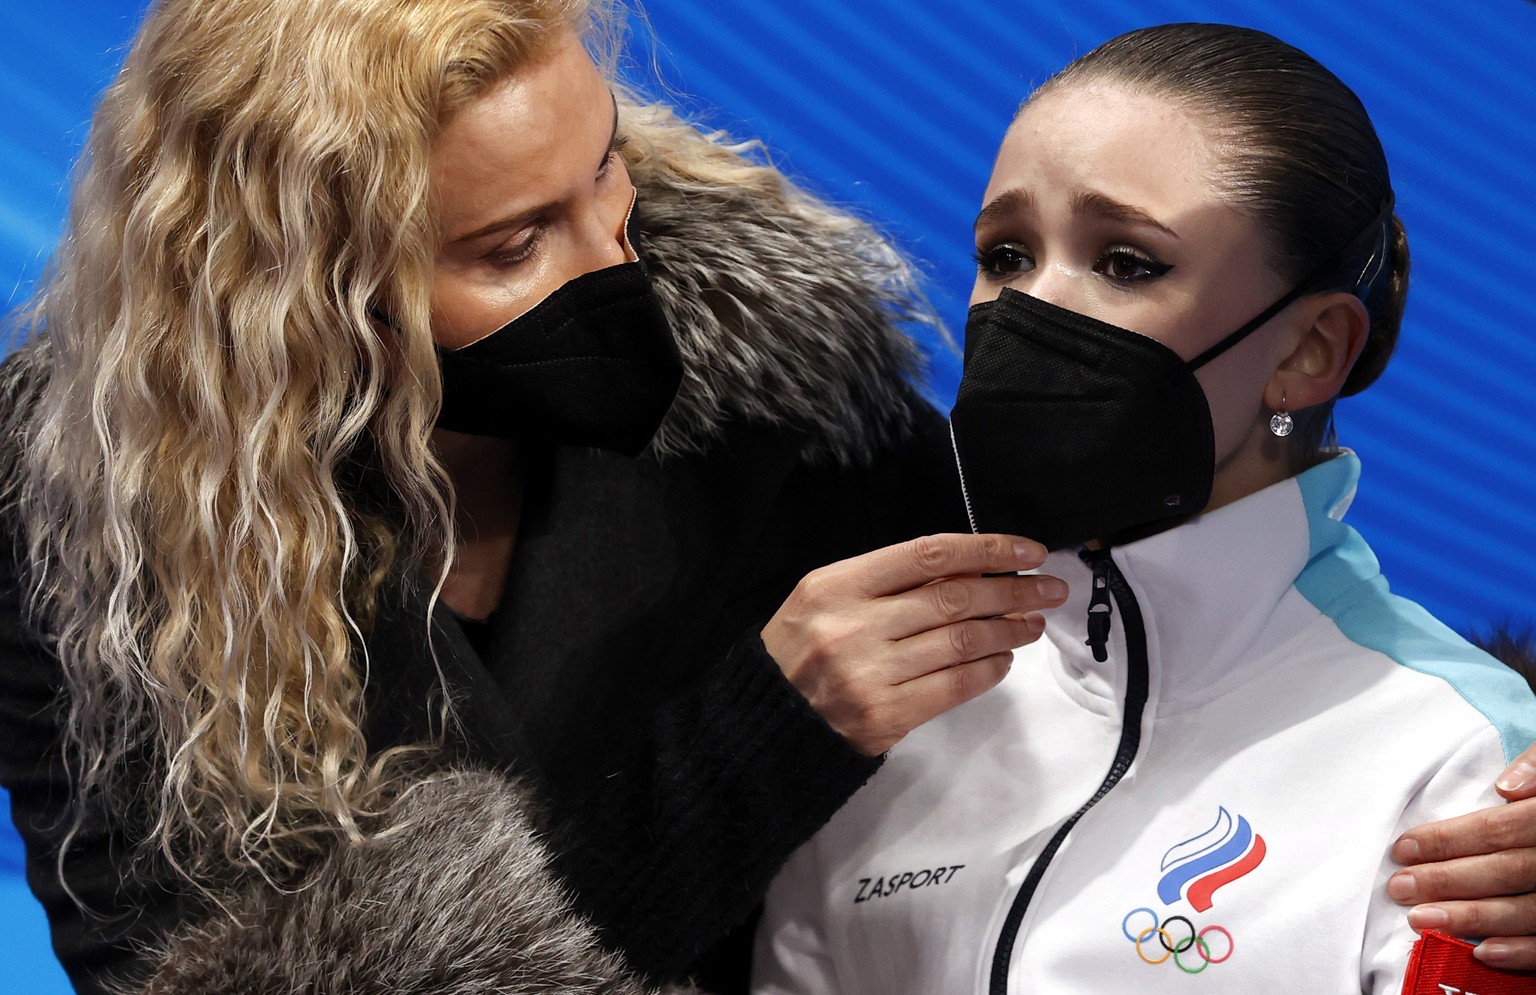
[1,0,635,880]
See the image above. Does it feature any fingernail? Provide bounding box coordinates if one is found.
[1386,872,1417,902]
[1013,539,1044,563]
[1408,905,1448,931]
[1026,614,1045,638]
[1475,940,1512,963]
[1392,837,1421,864]
[1497,761,1536,795]
[1036,578,1068,602]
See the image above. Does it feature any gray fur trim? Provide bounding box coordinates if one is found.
[126,771,700,995]
[631,166,932,467]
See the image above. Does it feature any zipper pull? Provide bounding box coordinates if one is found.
[1081,549,1114,663]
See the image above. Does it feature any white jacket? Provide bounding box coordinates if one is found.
[753,454,1536,994]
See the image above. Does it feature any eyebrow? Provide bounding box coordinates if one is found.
[448,91,622,246]
[1070,189,1180,239]
[972,187,1180,240]
[973,188,1031,234]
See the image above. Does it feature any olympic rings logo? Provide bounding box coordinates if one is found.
[1121,908,1235,975]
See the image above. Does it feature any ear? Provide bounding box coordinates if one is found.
[1266,292,1370,412]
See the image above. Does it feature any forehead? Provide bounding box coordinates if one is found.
[986,82,1225,215]
[429,31,610,231]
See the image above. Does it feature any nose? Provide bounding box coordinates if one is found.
[1016,263,1085,312]
[970,252,1091,311]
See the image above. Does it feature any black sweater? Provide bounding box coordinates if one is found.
[0,409,965,993]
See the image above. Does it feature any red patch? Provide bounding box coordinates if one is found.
[1402,931,1536,994]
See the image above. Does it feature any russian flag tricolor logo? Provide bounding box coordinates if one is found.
[1156,806,1267,913]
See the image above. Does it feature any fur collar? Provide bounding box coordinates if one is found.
[125,771,699,995]
[629,157,931,466]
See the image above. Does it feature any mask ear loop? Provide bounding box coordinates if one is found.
[1184,280,1316,372]
[619,188,642,265]
[1184,198,1397,373]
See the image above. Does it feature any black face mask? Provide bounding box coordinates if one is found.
[435,207,683,457]
[949,208,1392,551]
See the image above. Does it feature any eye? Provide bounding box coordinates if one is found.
[1095,246,1173,283]
[484,222,548,271]
[974,242,1034,280]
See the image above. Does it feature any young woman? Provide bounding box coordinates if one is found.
[0,0,1066,991]
[753,23,1536,994]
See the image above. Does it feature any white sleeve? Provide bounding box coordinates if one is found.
[1360,724,1511,994]
[751,841,840,995]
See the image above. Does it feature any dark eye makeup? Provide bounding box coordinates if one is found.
[973,242,1034,279]
[973,241,1174,285]
[1096,246,1174,282]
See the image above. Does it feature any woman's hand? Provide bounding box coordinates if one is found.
[1388,743,1536,969]
[763,533,1065,757]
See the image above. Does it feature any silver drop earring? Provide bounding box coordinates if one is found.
[1270,392,1295,438]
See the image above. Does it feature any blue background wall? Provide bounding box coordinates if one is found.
[3,2,1534,989]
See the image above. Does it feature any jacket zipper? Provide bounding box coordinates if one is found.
[948,421,982,535]
[1084,551,1114,663]
[986,548,1151,994]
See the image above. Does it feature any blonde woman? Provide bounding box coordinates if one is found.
[0,0,1098,990]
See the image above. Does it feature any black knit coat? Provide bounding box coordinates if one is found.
[0,116,966,995]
